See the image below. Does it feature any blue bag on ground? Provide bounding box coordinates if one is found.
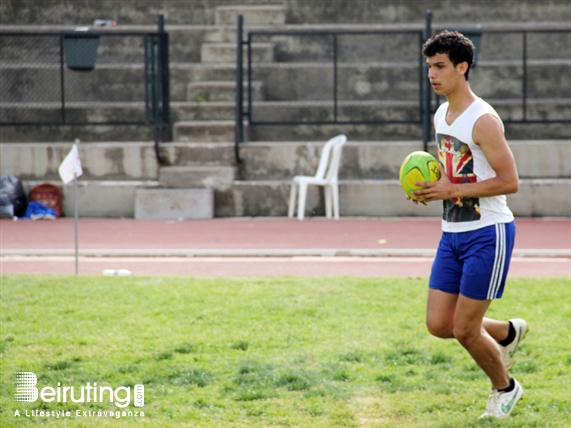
[23,201,57,220]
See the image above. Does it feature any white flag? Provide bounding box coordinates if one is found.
[58,144,83,184]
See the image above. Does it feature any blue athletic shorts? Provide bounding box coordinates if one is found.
[429,221,516,300]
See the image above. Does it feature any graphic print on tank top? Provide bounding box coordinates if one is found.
[437,133,481,222]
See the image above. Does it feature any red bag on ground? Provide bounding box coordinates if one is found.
[29,183,62,218]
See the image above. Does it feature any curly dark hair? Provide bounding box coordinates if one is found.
[422,30,475,81]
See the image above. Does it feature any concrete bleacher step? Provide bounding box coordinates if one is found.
[21,176,571,218]
[2,60,569,103]
[2,111,568,143]
[246,122,571,142]
[2,96,569,126]
[5,23,568,64]
[237,140,571,181]
[215,5,287,26]
[4,1,571,26]
[214,179,571,218]
[180,61,571,101]
[171,63,237,85]
[0,142,160,181]
[171,101,235,121]
[159,165,236,190]
[3,140,569,182]
[249,61,571,102]
[215,180,442,217]
[172,23,571,63]
[187,80,265,102]
[134,188,214,219]
[201,42,276,63]
[12,139,570,218]
[163,142,236,166]
[173,120,248,143]
[0,100,236,126]
[237,141,420,181]
[7,23,563,65]
[0,140,237,183]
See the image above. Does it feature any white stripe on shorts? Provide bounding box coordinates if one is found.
[487,224,506,300]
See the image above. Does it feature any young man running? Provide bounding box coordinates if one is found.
[413,31,528,418]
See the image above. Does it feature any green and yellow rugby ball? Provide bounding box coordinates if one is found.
[399,151,441,201]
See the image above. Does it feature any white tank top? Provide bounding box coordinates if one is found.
[434,97,514,233]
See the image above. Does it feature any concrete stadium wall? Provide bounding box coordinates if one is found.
[2,0,570,26]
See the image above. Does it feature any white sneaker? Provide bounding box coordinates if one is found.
[479,378,524,418]
[500,318,529,370]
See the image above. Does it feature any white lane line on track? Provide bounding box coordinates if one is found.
[3,249,570,257]
[2,256,570,263]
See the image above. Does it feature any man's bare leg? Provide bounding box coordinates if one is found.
[427,290,510,341]
[426,289,458,339]
[453,295,510,390]
[483,318,510,342]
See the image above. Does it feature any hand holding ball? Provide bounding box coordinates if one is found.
[399,151,441,201]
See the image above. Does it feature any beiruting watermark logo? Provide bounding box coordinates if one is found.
[14,372,144,419]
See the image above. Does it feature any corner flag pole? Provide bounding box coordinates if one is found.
[73,138,80,276]
[74,172,79,276]
[58,138,83,275]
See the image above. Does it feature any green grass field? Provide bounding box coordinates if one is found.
[1,275,570,427]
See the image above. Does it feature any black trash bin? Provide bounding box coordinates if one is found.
[63,31,101,71]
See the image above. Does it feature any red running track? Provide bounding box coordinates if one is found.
[1,217,570,277]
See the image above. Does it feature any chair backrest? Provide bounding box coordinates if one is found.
[314,134,347,181]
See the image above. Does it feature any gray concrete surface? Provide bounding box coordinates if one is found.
[134,188,214,219]
[3,141,569,181]
[3,1,570,26]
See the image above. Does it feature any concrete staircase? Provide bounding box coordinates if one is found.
[130,5,285,219]
[127,6,285,218]
[1,3,571,218]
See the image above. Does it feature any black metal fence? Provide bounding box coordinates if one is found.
[235,11,571,161]
[245,31,426,125]
[235,16,427,161]
[0,15,169,163]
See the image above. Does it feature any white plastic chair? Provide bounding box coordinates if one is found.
[288,134,347,220]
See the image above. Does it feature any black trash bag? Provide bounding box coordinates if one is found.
[0,175,28,218]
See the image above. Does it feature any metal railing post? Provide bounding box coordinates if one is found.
[152,13,168,165]
[522,31,528,121]
[422,9,432,152]
[234,13,244,164]
[333,33,338,122]
[248,31,253,126]
[159,13,170,143]
[59,35,66,124]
